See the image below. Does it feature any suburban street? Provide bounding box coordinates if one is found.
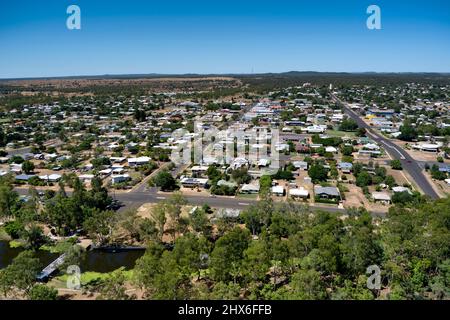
[330,93,440,199]
[15,185,386,218]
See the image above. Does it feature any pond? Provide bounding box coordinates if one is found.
[0,241,145,273]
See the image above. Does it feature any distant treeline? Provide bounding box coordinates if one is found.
[1,72,450,107]
[237,72,450,91]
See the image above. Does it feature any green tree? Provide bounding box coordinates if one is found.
[4,220,24,239]
[340,213,382,276]
[341,145,354,156]
[356,171,372,187]
[259,175,272,196]
[97,270,135,300]
[83,209,115,245]
[398,123,418,141]
[135,243,192,299]
[339,119,358,132]
[28,284,58,300]
[242,240,271,283]
[385,175,396,188]
[391,160,403,170]
[0,251,41,298]
[210,282,241,300]
[330,165,339,180]
[24,224,47,249]
[308,163,328,183]
[151,170,177,191]
[210,227,251,282]
[0,181,19,218]
[289,269,327,300]
[189,208,211,236]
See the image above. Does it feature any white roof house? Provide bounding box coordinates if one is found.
[325,146,338,153]
[392,186,412,194]
[111,174,131,184]
[275,144,290,152]
[110,157,126,163]
[372,192,391,203]
[38,174,62,182]
[231,157,249,170]
[240,183,260,194]
[44,153,58,161]
[112,167,125,174]
[363,143,380,151]
[10,164,22,173]
[293,161,308,170]
[191,165,209,173]
[99,168,113,176]
[305,125,326,133]
[128,156,151,166]
[289,187,309,198]
[258,159,270,167]
[271,185,285,196]
[180,177,209,188]
[78,174,95,181]
[411,143,440,152]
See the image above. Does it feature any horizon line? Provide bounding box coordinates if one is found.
[2,70,450,81]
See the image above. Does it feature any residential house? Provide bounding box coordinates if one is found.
[338,162,353,174]
[289,187,309,199]
[180,177,209,188]
[111,174,131,185]
[240,183,260,194]
[372,192,392,204]
[293,161,308,171]
[314,186,341,201]
[38,174,62,182]
[271,185,285,196]
[128,156,151,167]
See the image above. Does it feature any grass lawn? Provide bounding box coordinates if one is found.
[55,268,135,287]
[0,226,11,241]
[236,193,258,200]
[9,239,26,248]
[328,130,357,138]
[40,238,78,253]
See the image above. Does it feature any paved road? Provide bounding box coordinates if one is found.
[331,93,439,199]
[117,190,386,217]
[16,186,386,218]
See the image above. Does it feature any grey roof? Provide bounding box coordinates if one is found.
[314,186,340,197]
[338,162,353,169]
[215,208,241,219]
[15,174,35,181]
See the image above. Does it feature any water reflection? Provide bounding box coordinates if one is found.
[0,241,144,273]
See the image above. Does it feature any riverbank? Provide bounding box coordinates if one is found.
[0,240,145,272]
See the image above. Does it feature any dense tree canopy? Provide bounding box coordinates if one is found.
[132,197,450,300]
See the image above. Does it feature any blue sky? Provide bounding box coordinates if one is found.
[0,0,449,78]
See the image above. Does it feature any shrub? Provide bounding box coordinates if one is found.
[4,221,24,239]
[390,160,403,170]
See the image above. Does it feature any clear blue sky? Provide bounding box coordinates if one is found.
[1,0,449,78]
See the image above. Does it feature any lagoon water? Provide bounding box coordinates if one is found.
[0,240,144,273]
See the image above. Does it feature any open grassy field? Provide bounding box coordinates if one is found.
[328,130,357,138]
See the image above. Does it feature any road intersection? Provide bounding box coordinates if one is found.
[331,93,439,199]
